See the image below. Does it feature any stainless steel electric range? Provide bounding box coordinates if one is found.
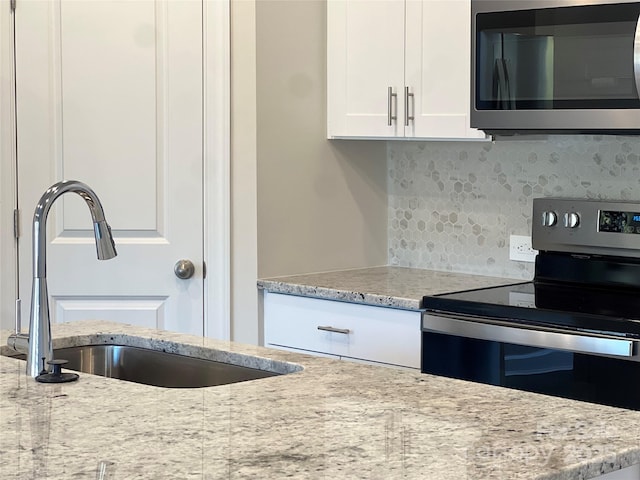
[422,198,640,410]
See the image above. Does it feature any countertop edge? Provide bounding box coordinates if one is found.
[257,279,422,310]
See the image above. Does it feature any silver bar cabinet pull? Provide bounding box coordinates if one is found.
[317,325,350,335]
[387,87,397,126]
[405,86,414,126]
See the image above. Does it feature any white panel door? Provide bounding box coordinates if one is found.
[327,0,405,138]
[15,0,205,335]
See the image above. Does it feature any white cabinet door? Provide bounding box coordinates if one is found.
[405,0,485,139]
[264,292,421,369]
[327,0,405,137]
[327,0,485,140]
[15,0,204,335]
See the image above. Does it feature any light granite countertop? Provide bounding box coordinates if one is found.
[1,321,640,480]
[257,266,520,310]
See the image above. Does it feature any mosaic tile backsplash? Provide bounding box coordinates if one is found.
[388,135,640,280]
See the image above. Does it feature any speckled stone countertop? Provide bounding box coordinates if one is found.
[257,266,519,310]
[2,321,640,480]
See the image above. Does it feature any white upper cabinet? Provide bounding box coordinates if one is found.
[327,0,486,140]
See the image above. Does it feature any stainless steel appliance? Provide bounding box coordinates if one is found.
[471,0,640,134]
[422,197,640,410]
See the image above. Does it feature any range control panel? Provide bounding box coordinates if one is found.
[532,198,640,257]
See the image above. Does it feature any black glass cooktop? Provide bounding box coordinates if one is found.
[423,280,640,339]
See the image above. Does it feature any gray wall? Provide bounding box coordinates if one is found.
[256,0,388,279]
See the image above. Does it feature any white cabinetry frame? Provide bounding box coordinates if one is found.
[327,0,486,141]
[264,291,421,369]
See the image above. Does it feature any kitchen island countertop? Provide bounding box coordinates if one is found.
[258,266,519,310]
[1,321,640,480]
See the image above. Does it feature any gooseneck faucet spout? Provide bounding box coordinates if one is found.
[9,180,117,377]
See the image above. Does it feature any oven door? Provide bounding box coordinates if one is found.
[471,0,640,133]
[422,312,640,410]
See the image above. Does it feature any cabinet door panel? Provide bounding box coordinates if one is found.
[327,0,405,137]
[405,0,485,139]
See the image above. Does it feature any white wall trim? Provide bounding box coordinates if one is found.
[203,0,231,340]
[229,0,258,344]
[0,0,18,331]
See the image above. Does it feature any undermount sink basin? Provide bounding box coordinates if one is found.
[10,344,283,388]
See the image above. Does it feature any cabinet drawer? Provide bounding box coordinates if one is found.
[264,292,421,368]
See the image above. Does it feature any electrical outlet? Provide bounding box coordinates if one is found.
[509,235,537,262]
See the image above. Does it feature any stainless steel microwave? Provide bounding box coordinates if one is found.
[471,0,640,134]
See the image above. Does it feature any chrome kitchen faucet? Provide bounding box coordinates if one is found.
[7,180,117,378]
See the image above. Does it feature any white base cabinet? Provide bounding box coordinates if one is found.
[263,292,421,369]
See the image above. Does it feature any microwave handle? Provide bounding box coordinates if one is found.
[634,13,640,99]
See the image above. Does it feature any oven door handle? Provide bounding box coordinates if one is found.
[423,313,634,358]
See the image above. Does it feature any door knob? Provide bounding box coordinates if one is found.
[174,259,195,279]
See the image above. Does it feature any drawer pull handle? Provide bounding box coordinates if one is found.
[317,326,350,335]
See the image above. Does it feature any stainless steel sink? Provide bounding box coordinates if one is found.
[10,344,282,388]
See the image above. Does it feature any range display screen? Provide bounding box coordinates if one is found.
[599,210,640,234]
